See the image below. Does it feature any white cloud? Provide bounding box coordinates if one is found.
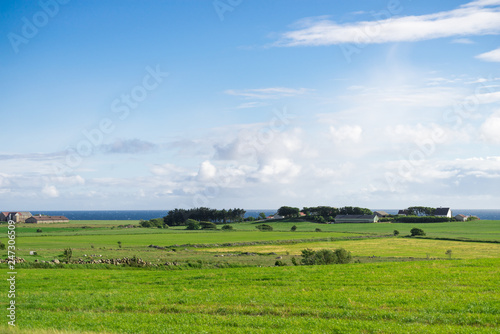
[274,1,500,46]
[197,160,217,181]
[257,158,301,184]
[476,47,500,62]
[451,38,475,44]
[481,112,500,143]
[329,125,363,144]
[225,87,311,99]
[42,185,60,198]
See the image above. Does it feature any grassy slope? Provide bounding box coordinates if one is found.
[1,259,499,333]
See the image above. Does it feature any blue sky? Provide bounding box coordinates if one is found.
[1,0,500,210]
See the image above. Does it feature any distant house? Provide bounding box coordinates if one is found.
[266,214,285,220]
[25,215,69,224]
[435,207,452,218]
[374,211,390,218]
[334,214,379,224]
[455,214,468,222]
[298,212,306,217]
[0,211,32,223]
[397,210,408,216]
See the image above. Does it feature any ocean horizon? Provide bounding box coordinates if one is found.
[28,209,500,221]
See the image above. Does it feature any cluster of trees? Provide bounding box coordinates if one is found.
[302,206,372,219]
[405,206,436,216]
[277,206,301,218]
[163,207,246,226]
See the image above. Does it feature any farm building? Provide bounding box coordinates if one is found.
[374,211,390,217]
[334,214,379,223]
[0,211,33,222]
[455,214,468,221]
[25,216,69,224]
[435,207,452,218]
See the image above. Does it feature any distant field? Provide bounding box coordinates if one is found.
[1,259,498,333]
[201,237,500,259]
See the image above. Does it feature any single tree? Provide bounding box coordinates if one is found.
[393,230,400,236]
[290,225,297,232]
[117,241,122,248]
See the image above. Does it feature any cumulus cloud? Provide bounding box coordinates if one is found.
[476,47,500,62]
[197,160,217,181]
[42,185,60,198]
[274,1,500,46]
[481,112,500,143]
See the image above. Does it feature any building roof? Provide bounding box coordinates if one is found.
[398,210,408,214]
[374,210,389,216]
[435,207,451,215]
[456,214,466,218]
[29,216,69,221]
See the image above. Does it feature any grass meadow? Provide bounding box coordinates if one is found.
[1,218,500,333]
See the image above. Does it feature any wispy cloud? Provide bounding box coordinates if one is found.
[476,46,500,62]
[273,0,500,46]
[451,38,475,44]
[225,87,311,99]
[100,139,157,154]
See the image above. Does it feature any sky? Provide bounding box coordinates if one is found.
[1,0,500,210]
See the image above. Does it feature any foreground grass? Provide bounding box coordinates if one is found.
[1,259,499,333]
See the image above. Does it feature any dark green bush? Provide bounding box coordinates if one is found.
[186,219,200,230]
[410,227,426,236]
[393,230,400,236]
[256,224,273,231]
[221,224,233,230]
[290,225,297,231]
[397,216,451,223]
[300,248,352,265]
[200,221,217,230]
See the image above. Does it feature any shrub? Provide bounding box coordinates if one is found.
[410,227,426,236]
[290,225,297,232]
[256,224,273,231]
[275,260,286,266]
[315,228,322,232]
[117,241,122,248]
[393,230,400,236]
[60,248,73,263]
[445,249,452,259]
[334,248,352,264]
[200,221,217,230]
[186,219,200,230]
[221,224,233,230]
[291,257,298,266]
[36,228,42,233]
[397,216,451,223]
[140,218,164,228]
[0,241,5,250]
[300,248,352,265]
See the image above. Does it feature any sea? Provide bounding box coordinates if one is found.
[30,209,500,221]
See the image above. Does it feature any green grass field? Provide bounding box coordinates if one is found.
[1,219,500,333]
[1,259,499,333]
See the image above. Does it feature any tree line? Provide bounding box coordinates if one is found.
[278,205,373,219]
[163,207,246,226]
